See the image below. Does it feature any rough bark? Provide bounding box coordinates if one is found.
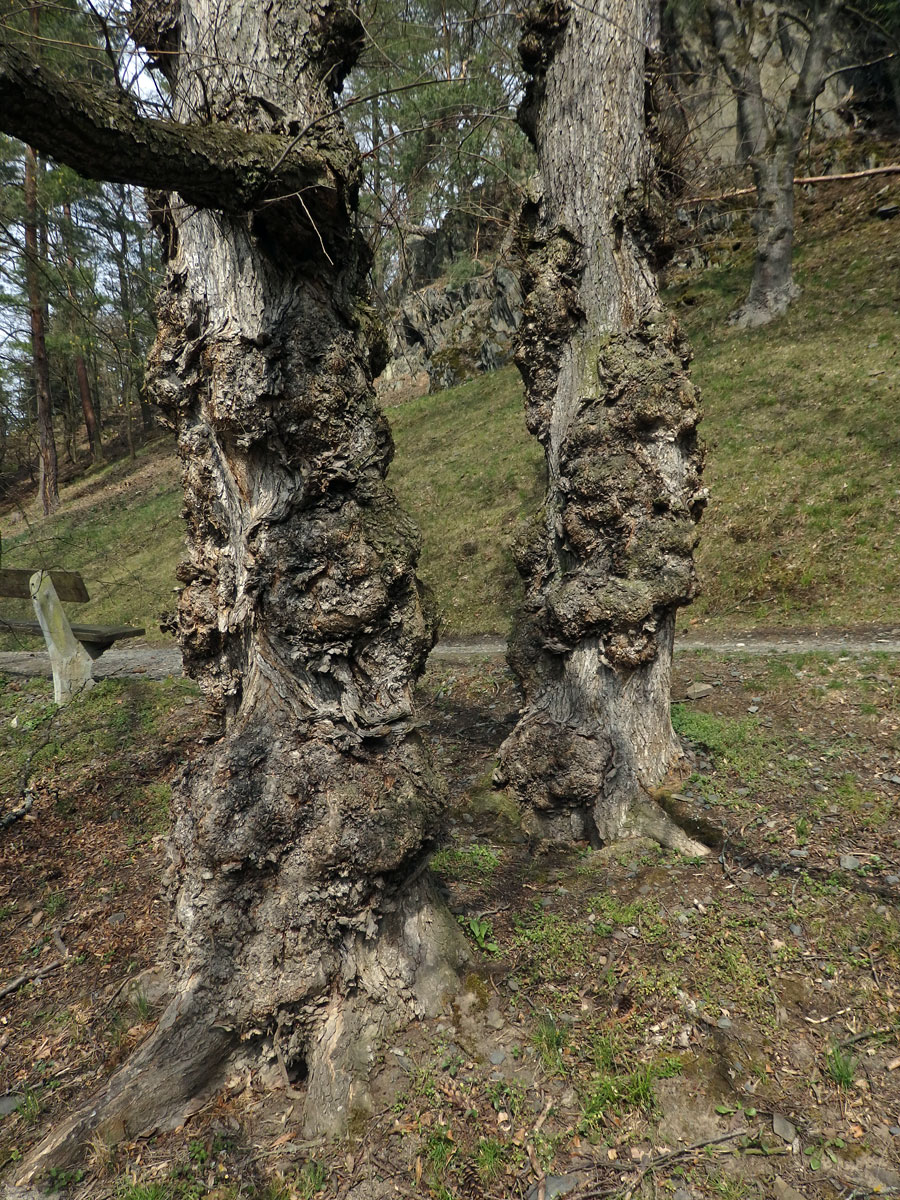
[23,145,58,515]
[495,0,708,853]
[10,0,465,1183]
[708,0,841,327]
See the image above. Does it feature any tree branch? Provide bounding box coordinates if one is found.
[681,162,900,204]
[0,31,349,212]
[785,0,842,137]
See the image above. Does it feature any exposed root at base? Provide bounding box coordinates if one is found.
[13,987,234,1187]
[616,792,712,857]
[522,791,713,858]
[11,878,469,1185]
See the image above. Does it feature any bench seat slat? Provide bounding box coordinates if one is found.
[0,619,144,642]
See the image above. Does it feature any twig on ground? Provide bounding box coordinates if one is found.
[0,958,62,1000]
[526,1140,546,1200]
[573,1128,753,1199]
[838,1025,896,1049]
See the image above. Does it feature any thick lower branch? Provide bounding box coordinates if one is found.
[0,33,351,214]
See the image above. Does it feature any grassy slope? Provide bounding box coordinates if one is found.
[674,185,900,632]
[1,177,898,640]
[0,442,182,647]
[388,369,543,635]
[392,179,900,635]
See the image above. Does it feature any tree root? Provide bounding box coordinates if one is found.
[612,791,711,858]
[522,790,711,858]
[11,877,468,1184]
[13,986,234,1187]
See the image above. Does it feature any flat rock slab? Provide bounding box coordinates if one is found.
[526,1174,580,1200]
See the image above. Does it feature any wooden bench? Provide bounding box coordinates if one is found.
[0,568,144,704]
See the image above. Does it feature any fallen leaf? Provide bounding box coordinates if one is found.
[773,1113,797,1143]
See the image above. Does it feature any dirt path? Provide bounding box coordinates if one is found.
[1,628,900,686]
[1,626,899,683]
[433,628,900,659]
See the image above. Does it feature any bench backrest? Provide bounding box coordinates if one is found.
[0,568,90,603]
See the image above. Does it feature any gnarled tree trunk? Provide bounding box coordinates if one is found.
[8,0,465,1182]
[495,0,707,853]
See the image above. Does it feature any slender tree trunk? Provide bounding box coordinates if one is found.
[114,186,154,433]
[62,375,78,464]
[14,0,465,1181]
[62,202,103,462]
[24,144,58,514]
[708,0,839,327]
[495,0,707,853]
[737,138,801,326]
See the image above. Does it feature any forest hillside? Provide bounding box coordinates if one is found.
[1,167,898,644]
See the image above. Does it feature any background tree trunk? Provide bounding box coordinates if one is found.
[15,0,465,1181]
[741,139,801,325]
[495,0,707,853]
[23,144,58,515]
[708,0,840,327]
[62,202,103,463]
[112,184,155,434]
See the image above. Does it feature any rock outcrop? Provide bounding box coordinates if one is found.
[377,264,523,394]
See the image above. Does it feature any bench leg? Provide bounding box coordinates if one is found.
[29,571,95,705]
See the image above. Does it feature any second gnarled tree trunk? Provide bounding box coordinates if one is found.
[496,0,707,852]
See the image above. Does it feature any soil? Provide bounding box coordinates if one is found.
[1,644,899,1200]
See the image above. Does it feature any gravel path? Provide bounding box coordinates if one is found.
[432,630,900,659]
[1,627,899,682]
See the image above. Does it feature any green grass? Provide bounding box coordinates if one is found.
[0,673,199,831]
[389,366,543,635]
[431,843,500,880]
[0,441,181,647]
[825,1044,857,1089]
[579,1054,683,1132]
[670,704,769,781]
[532,1011,570,1073]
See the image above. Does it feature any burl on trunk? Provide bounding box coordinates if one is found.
[496,0,708,853]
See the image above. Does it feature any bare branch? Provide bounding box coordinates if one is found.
[681,163,900,205]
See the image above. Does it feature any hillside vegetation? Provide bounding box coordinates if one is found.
[1,174,898,643]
